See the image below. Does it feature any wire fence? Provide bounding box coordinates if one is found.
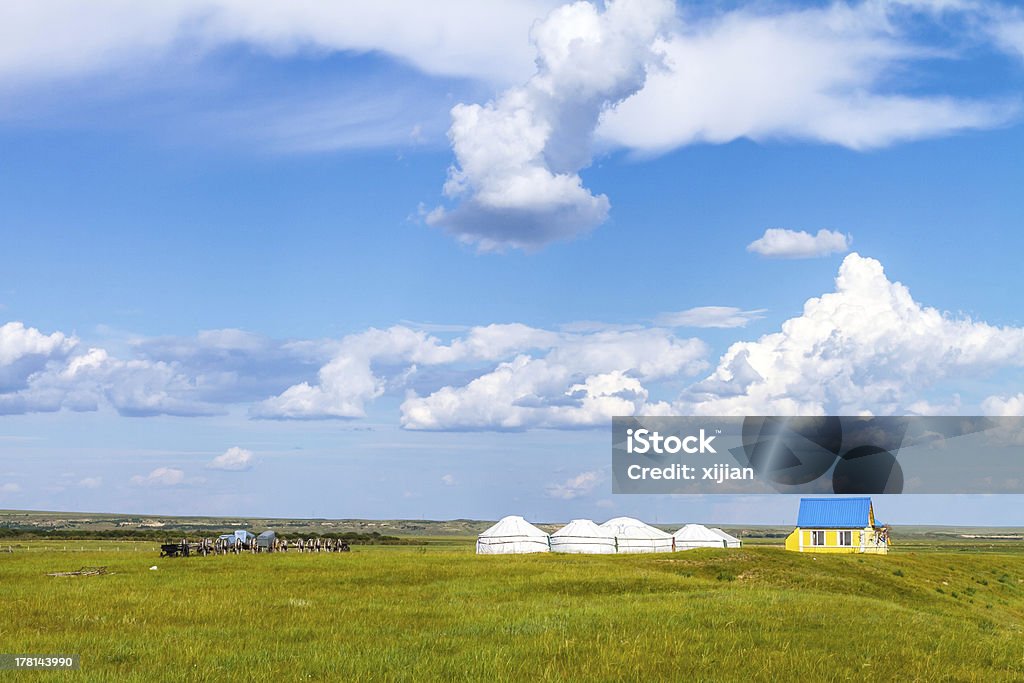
[1,542,159,553]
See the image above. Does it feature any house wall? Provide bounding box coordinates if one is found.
[785,527,889,554]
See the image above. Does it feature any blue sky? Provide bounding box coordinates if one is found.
[2,0,1024,525]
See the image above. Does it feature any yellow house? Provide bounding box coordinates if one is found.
[785,497,890,554]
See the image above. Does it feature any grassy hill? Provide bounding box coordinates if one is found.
[2,542,1022,680]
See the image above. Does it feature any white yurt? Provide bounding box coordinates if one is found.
[476,516,550,555]
[601,517,674,553]
[710,527,742,548]
[673,523,729,550]
[550,519,617,554]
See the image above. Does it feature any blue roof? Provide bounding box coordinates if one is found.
[797,497,874,528]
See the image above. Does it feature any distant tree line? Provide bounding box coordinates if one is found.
[0,527,422,545]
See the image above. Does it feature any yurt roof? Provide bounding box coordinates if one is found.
[709,528,740,543]
[601,517,672,539]
[552,519,615,538]
[674,523,725,542]
[478,515,548,538]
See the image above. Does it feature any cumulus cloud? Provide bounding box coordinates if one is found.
[130,467,186,487]
[0,325,330,417]
[441,474,457,486]
[256,321,706,429]
[400,329,707,431]
[0,482,21,494]
[656,307,766,329]
[747,228,852,259]
[0,342,227,418]
[427,0,673,251]
[8,253,1024,431]
[253,324,560,420]
[207,446,254,471]
[58,348,225,417]
[0,321,77,392]
[681,253,1024,415]
[547,470,603,499]
[1,319,709,427]
[77,477,103,489]
[982,393,1024,416]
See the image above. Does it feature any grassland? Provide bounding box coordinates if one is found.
[2,540,1023,682]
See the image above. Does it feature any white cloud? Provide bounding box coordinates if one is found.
[441,474,456,486]
[547,470,603,499]
[428,0,674,251]
[7,251,1024,431]
[253,324,561,420]
[400,329,707,431]
[255,320,705,429]
[0,343,224,417]
[59,349,225,417]
[0,1,559,87]
[0,321,76,365]
[130,467,186,487]
[77,477,103,489]
[0,325,330,417]
[0,321,77,393]
[0,1,1018,161]
[600,2,1018,152]
[0,1,1021,257]
[747,228,852,259]
[987,6,1024,62]
[681,253,1024,415]
[0,482,21,494]
[656,306,766,329]
[982,393,1024,416]
[207,446,254,471]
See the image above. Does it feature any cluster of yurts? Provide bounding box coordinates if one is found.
[476,516,741,555]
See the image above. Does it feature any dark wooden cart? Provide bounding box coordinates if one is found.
[159,542,189,557]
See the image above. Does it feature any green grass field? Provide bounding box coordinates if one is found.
[2,541,1023,681]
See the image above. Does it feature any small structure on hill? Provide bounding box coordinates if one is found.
[673,523,730,550]
[476,516,550,555]
[550,519,617,554]
[601,517,674,553]
[785,497,890,554]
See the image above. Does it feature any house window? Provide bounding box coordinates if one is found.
[811,530,825,546]
[837,531,852,546]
